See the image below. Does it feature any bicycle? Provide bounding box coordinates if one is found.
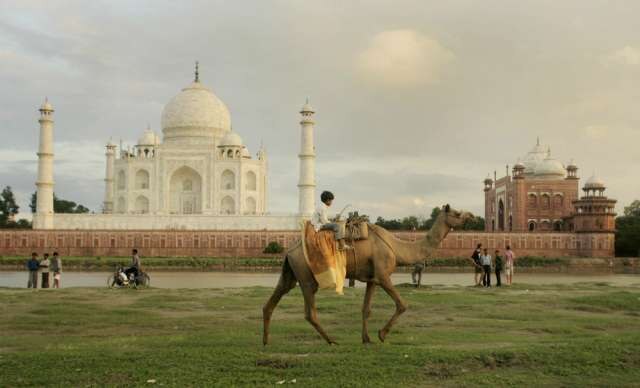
[107,265,151,289]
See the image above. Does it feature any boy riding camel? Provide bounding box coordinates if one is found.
[311,191,352,250]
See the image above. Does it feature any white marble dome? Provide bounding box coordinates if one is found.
[161,81,231,142]
[535,154,565,179]
[220,131,243,147]
[585,174,605,189]
[137,128,159,145]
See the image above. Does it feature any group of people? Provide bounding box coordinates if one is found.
[26,252,62,288]
[470,243,516,287]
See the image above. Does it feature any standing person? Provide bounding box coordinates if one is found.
[412,261,426,287]
[40,253,50,288]
[505,245,516,286]
[494,250,503,287]
[51,252,62,289]
[311,191,352,250]
[124,249,141,282]
[26,253,39,288]
[470,243,483,286]
[480,248,492,287]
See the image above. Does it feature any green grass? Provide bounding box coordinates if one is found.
[1,283,640,387]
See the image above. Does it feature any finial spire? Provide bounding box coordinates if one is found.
[536,136,540,146]
[195,61,199,82]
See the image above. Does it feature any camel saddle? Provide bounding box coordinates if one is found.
[301,221,347,294]
[345,219,369,241]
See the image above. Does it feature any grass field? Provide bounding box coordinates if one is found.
[1,282,640,387]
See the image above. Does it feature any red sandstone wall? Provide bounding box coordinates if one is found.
[0,230,614,258]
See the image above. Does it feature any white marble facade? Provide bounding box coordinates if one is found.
[33,65,315,230]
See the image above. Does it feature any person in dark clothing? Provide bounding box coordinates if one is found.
[124,249,141,281]
[470,243,483,286]
[412,261,426,287]
[494,250,503,287]
[26,253,39,288]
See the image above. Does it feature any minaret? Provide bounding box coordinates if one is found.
[33,98,55,229]
[103,140,117,213]
[298,99,316,217]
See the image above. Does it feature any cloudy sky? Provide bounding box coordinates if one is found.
[1,0,639,220]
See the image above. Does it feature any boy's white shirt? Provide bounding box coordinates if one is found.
[311,202,332,231]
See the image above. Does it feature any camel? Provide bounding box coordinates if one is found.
[262,204,472,345]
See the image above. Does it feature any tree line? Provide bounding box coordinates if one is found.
[0,186,89,229]
[373,207,485,231]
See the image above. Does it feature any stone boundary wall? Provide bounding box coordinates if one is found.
[0,230,614,258]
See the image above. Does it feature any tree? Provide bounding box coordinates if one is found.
[461,215,485,231]
[0,186,20,227]
[616,200,640,257]
[420,207,441,230]
[30,192,90,214]
[623,200,640,217]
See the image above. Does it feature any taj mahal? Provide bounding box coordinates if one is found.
[32,64,317,230]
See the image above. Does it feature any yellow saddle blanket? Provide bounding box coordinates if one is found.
[301,221,347,294]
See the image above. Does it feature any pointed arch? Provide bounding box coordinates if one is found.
[221,170,235,190]
[246,171,257,191]
[245,197,257,214]
[169,166,202,214]
[221,196,235,214]
[135,195,149,214]
[135,169,150,189]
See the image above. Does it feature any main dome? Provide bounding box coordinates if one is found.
[161,80,231,143]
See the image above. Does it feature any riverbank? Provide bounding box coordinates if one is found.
[1,283,639,386]
[1,255,639,273]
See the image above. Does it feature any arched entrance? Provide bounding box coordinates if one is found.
[498,199,505,231]
[169,166,202,214]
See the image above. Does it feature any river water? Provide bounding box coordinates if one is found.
[1,271,639,289]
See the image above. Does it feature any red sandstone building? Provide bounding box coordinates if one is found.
[483,139,616,255]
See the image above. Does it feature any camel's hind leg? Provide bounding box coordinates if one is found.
[377,277,407,343]
[262,257,297,345]
[301,284,337,345]
[362,282,376,344]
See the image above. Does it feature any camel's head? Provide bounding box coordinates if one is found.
[441,204,473,229]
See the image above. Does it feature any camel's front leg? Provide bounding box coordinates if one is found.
[301,284,337,345]
[362,282,376,344]
[377,278,407,342]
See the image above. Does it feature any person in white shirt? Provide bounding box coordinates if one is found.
[480,248,492,287]
[311,191,351,250]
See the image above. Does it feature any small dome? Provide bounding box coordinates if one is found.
[521,139,547,175]
[585,174,605,189]
[138,128,159,146]
[513,158,525,169]
[534,151,565,179]
[220,131,243,147]
[241,147,250,158]
[40,98,53,111]
[567,159,578,170]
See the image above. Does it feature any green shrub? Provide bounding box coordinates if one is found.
[263,241,284,254]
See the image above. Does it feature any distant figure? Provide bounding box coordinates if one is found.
[124,248,141,281]
[348,278,356,287]
[480,248,492,287]
[505,245,515,286]
[51,252,62,289]
[411,261,426,287]
[40,253,50,288]
[26,253,39,288]
[470,243,483,286]
[494,249,503,287]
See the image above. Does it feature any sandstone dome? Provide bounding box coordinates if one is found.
[161,80,231,143]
